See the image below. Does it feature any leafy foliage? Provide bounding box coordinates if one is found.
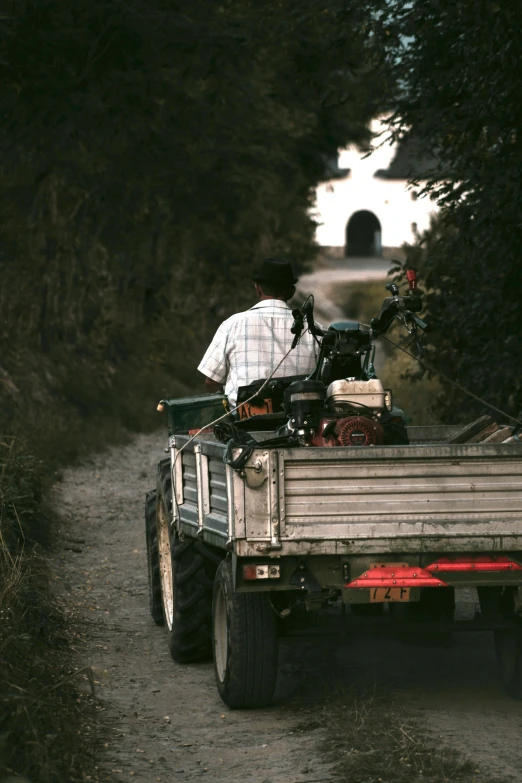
[382,2,522,422]
[0,3,392,779]
[0,0,392,432]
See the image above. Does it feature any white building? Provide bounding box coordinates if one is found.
[313,123,437,257]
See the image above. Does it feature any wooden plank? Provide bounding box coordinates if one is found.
[482,427,513,444]
[446,415,494,444]
[468,422,501,442]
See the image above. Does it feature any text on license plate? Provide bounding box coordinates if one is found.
[370,587,411,603]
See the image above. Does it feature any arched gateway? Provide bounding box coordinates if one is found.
[345,210,382,257]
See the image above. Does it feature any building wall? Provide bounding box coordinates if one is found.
[313,127,437,252]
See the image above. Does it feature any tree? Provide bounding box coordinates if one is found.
[382,1,522,422]
[0,1,393,429]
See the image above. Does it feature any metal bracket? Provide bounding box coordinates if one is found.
[289,562,323,593]
[514,586,522,615]
[243,452,269,488]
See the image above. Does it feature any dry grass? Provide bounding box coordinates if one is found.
[0,438,97,782]
[0,533,24,609]
[300,687,506,783]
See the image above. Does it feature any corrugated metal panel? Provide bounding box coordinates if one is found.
[204,512,228,537]
[182,451,197,505]
[209,459,228,515]
[179,505,198,527]
[282,454,522,532]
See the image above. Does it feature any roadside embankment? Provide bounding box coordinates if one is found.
[0,342,190,780]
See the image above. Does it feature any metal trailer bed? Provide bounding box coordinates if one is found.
[171,426,522,558]
[149,424,522,707]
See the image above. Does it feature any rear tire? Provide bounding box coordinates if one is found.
[491,587,522,700]
[212,558,278,708]
[495,625,522,699]
[402,587,455,646]
[145,489,164,625]
[156,458,221,663]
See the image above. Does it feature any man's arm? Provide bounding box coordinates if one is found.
[204,377,224,394]
[197,321,229,394]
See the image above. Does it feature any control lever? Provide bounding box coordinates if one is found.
[291,309,305,349]
[411,313,430,332]
[302,300,324,337]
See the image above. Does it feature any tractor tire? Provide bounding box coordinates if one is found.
[212,558,279,709]
[401,587,455,646]
[489,587,522,700]
[156,458,222,663]
[145,488,164,625]
[495,624,522,700]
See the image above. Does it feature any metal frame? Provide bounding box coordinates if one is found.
[173,435,229,547]
[170,432,522,558]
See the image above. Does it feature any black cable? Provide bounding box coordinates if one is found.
[380,333,522,429]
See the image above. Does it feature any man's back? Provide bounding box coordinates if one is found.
[198,298,319,406]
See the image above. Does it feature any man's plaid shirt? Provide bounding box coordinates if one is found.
[197,299,320,406]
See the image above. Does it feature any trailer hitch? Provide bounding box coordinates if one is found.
[289,562,323,593]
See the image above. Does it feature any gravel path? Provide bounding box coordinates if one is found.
[54,433,337,783]
[296,257,392,371]
[54,431,522,783]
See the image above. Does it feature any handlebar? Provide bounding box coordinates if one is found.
[291,269,426,347]
[291,298,325,347]
[410,313,429,332]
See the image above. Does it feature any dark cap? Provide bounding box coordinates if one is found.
[252,257,298,287]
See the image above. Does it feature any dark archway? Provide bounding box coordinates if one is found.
[345,210,382,257]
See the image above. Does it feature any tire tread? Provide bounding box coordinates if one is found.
[145,489,164,625]
[213,559,278,708]
[156,458,223,663]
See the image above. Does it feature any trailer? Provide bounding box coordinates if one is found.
[146,398,522,708]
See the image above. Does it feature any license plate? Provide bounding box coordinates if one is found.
[370,587,411,603]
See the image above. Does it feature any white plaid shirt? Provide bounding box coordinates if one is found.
[197,299,320,406]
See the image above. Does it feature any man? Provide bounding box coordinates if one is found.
[198,258,319,407]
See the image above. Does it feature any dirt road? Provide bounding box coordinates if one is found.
[54,431,522,783]
[55,433,337,783]
[297,256,393,323]
[296,257,393,371]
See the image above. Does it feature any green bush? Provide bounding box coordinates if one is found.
[382,2,522,424]
[0,439,95,782]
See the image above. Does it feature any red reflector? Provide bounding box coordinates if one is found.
[243,565,259,581]
[426,556,522,573]
[346,565,447,589]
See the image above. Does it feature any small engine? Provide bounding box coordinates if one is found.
[285,378,386,447]
[284,380,326,442]
[326,378,386,414]
[311,416,384,447]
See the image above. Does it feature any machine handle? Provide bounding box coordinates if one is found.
[411,313,429,332]
[406,269,418,291]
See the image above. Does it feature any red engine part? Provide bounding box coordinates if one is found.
[311,416,384,447]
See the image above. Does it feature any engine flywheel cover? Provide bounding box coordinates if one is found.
[335,416,384,446]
